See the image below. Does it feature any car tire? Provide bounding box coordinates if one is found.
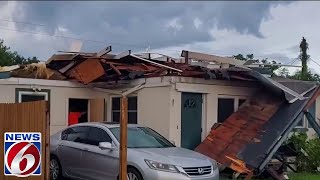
[127,167,143,180]
[50,156,62,180]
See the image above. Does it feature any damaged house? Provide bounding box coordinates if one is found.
[0,47,319,178]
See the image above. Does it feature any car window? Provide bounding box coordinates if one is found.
[86,127,112,146]
[110,127,174,148]
[61,126,89,144]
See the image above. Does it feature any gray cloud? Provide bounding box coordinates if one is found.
[12,1,290,53]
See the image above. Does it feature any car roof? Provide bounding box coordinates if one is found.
[69,122,145,129]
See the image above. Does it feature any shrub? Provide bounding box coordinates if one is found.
[287,133,320,172]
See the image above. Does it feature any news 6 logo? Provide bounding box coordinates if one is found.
[4,132,41,177]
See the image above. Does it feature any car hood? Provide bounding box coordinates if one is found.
[129,147,212,167]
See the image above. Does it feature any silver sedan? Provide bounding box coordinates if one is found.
[50,122,219,180]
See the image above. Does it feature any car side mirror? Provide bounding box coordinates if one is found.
[99,142,115,150]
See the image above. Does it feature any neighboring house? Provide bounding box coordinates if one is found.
[271,77,320,138]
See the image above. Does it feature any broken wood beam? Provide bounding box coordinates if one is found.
[274,155,297,173]
[130,54,182,72]
[244,171,254,180]
[96,46,112,57]
[110,64,122,75]
[115,64,158,72]
[266,167,286,180]
[115,50,131,59]
[181,50,245,67]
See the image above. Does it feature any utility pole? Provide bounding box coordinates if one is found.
[120,96,128,180]
[300,37,309,78]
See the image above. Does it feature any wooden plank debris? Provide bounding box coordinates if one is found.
[181,50,245,67]
[96,46,112,57]
[68,58,105,84]
[130,54,182,72]
[115,50,131,59]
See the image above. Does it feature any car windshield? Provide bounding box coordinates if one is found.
[109,127,175,148]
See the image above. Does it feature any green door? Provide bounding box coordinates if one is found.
[181,92,202,150]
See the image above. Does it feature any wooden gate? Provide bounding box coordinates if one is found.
[0,100,49,180]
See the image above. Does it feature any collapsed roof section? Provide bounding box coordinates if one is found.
[195,83,320,178]
[0,63,65,80]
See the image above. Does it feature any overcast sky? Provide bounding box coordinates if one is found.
[1,1,320,74]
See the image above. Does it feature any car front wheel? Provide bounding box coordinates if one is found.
[127,167,143,180]
[50,156,62,180]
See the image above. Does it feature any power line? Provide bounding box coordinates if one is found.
[0,19,309,60]
[0,22,314,64]
[0,19,46,27]
[310,58,320,68]
[0,27,148,49]
[0,19,312,61]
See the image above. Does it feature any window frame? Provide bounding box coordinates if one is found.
[302,102,317,129]
[217,95,248,123]
[110,95,138,124]
[292,102,317,129]
[15,88,50,103]
[296,117,305,128]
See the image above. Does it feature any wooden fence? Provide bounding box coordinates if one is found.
[0,100,49,180]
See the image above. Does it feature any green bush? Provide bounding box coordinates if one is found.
[287,133,320,172]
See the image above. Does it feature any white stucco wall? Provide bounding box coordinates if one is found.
[171,82,258,146]
[130,76,259,147]
[137,86,171,139]
[2,76,318,146]
[0,78,110,135]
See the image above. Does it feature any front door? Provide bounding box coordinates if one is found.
[181,92,202,150]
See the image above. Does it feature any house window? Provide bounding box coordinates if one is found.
[16,88,50,103]
[239,99,246,107]
[68,98,89,125]
[295,102,316,128]
[296,118,304,127]
[218,98,234,123]
[306,102,316,128]
[217,96,247,123]
[112,96,137,124]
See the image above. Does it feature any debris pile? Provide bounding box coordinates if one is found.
[44,48,258,85]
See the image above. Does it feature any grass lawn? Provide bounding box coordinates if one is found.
[289,173,320,180]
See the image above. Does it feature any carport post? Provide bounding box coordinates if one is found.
[119,83,145,180]
[120,96,128,180]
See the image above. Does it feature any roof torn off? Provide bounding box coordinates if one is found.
[43,48,307,103]
[1,63,65,80]
[195,83,320,178]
